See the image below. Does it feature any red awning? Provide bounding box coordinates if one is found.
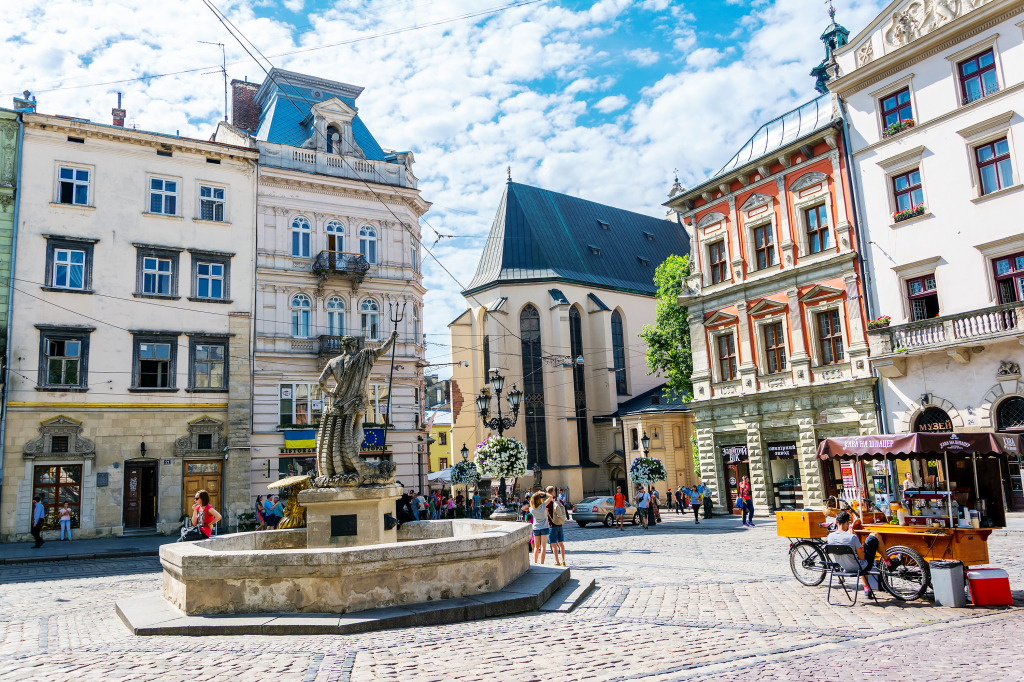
[815,432,1022,460]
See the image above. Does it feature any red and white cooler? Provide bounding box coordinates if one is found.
[966,568,1012,606]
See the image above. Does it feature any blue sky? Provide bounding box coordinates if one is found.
[3,0,889,372]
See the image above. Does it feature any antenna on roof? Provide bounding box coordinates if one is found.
[199,41,228,122]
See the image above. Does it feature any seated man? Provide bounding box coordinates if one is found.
[826,511,888,598]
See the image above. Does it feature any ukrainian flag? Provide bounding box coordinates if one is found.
[284,429,316,450]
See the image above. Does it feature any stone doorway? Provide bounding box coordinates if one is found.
[123,460,158,529]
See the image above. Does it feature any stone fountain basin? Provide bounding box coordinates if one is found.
[160,519,531,616]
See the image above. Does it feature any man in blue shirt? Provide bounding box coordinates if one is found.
[636,487,650,529]
[472,492,481,519]
[31,496,46,548]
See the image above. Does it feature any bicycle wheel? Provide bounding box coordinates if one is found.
[789,540,827,586]
[879,545,930,602]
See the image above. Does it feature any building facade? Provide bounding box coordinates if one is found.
[828,0,1024,505]
[216,70,431,499]
[1,109,257,541]
[667,94,875,516]
[426,408,453,472]
[449,181,690,502]
[617,385,698,502]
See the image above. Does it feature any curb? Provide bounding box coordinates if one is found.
[0,548,163,565]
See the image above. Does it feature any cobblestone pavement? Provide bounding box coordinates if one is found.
[2,515,1023,681]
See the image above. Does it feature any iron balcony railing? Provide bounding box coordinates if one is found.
[313,251,371,283]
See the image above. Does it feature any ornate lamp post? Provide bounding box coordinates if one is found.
[641,431,651,458]
[640,431,655,526]
[476,369,523,511]
[460,444,471,516]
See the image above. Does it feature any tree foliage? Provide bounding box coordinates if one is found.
[640,253,693,399]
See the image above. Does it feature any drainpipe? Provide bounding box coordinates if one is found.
[0,113,24,517]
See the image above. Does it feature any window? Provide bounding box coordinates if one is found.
[881,88,913,127]
[57,166,89,205]
[326,220,344,254]
[149,177,177,215]
[131,334,178,390]
[753,224,775,270]
[190,339,227,390]
[439,432,447,445]
[914,407,953,432]
[482,335,491,376]
[907,275,939,321]
[51,249,85,289]
[630,428,639,450]
[291,294,312,338]
[892,169,924,212]
[37,326,91,390]
[806,205,830,254]
[716,333,737,381]
[197,433,213,450]
[195,262,224,299]
[326,125,340,154]
[816,310,844,365]
[569,305,591,465]
[520,304,548,467]
[976,138,1013,195]
[361,299,380,340]
[359,226,377,264]
[959,49,998,104]
[708,241,727,284]
[33,465,82,531]
[368,383,390,424]
[997,396,1024,431]
[439,457,448,469]
[611,310,628,395]
[279,383,324,426]
[411,245,419,273]
[412,306,420,344]
[764,322,786,374]
[199,185,225,222]
[142,257,173,295]
[291,216,312,258]
[51,435,70,452]
[993,251,1024,304]
[326,297,345,336]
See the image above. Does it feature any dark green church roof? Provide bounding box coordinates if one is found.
[463,182,690,297]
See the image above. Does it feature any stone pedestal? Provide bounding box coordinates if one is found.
[298,484,402,549]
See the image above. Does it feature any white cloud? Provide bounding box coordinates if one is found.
[594,95,628,113]
[283,0,304,12]
[626,48,660,66]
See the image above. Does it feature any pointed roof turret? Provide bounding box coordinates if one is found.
[811,3,850,94]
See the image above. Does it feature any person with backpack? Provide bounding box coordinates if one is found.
[674,486,684,514]
[545,486,567,566]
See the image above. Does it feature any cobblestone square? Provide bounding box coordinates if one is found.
[2,515,1023,681]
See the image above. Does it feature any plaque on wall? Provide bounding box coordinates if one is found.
[96,472,109,487]
[330,514,358,537]
[767,442,798,459]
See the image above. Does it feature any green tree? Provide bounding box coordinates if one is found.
[640,254,692,399]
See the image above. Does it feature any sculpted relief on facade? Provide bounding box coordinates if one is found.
[882,0,991,50]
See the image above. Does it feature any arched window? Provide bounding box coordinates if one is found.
[290,294,311,338]
[291,216,311,258]
[997,397,1024,431]
[359,226,377,264]
[482,336,491,377]
[520,304,547,467]
[611,310,628,395]
[326,125,340,154]
[361,299,380,340]
[326,220,344,254]
[569,306,590,465]
[326,297,345,336]
[914,407,953,433]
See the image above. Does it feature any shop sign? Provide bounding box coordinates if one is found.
[840,461,857,490]
[721,445,747,462]
[767,441,797,459]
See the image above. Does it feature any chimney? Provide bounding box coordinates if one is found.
[111,92,126,127]
[13,90,36,113]
[231,78,261,132]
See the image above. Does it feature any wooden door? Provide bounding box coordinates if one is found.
[726,463,749,515]
[182,460,223,524]
[124,465,142,528]
[140,466,158,527]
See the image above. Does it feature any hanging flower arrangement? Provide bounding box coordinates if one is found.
[449,459,481,487]
[474,435,528,479]
[629,456,667,485]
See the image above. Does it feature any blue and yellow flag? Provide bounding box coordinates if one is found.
[284,429,316,450]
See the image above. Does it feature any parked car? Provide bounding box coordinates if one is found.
[572,496,641,527]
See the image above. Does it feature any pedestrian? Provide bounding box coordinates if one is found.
[648,486,659,525]
[268,495,284,528]
[30,495,45,548]
[472,490,482,519]
[636,486,650,529]
[254,495,267,531]
[546,486,567,566]
[739,476,754,527]
[191,489,223,538]
[674,486,684,514]
[524,491,550,564]
[58,502,73,542]
[428,493,437,520]
[446,496,455,518]
[699,480,713,519]
[613,485,627,531]
[688,485,702,524]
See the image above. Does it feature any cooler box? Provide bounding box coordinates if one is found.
[966,568,1012,606]
[776,510,827,539]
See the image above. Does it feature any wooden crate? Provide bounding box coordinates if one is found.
[776,510,828,538]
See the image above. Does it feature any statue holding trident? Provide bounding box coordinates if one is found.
[314,331,399,487]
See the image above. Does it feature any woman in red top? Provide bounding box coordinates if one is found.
[192,489,223,538]
[738,476,754,528]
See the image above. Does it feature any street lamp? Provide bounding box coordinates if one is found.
[461,443,469,461]
[460,443,471,516]
[641,431,651,457]
[640,431,655,527]
[477,369,522,509]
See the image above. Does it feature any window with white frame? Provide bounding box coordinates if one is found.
[291,216,312,258]
[326,297,345,336]
[359,225,377,264]
[195,261,224,299]
[52,249,85,289]
[149,177,178,215]
[56,166,90,206]
[291,294,312,338]
[361,299,380,340]
[715,333,737,381]
[198,185,225,222]
[142,256,173,295]
[279,383,324,426]
[132,334,178,390]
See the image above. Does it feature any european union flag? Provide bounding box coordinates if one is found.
[361,428,385,448]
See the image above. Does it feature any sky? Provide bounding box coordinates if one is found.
[2,0,890,377]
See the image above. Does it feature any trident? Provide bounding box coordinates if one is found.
[380,297,407,457]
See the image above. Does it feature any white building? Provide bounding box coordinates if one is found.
[828,0,1024,506]
[217,70,430,498]
[1,107,257,540]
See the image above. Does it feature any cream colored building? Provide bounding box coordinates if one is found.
[1,109,257,541]
[618,385,698,503]
[449,181,690,503]
[217,70,430,498]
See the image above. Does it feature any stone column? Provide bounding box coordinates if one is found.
[796,412,824,508]
[689,311,712,401]
[830,152,853,253]
[226,311,253,527]
[736,301,756,395]
[745,417,769,516]
[787,287,811,387]
[775,177,794,266]
[694,407,723,512]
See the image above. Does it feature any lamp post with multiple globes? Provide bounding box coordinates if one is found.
[476,369,522,510]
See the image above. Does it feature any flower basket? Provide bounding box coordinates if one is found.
[882,118,915,138]
[867,315,891,330]
[474,435,528,508]
[892,204,925,223]
[449,459,481,487]
[629,456,667,486]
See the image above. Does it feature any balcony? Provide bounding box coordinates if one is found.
[313,251,371,287]
[318,334,365,358]
[867,302,1024,377]
[259,142,417,189]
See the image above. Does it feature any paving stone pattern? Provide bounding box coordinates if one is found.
[2,515,1023,681]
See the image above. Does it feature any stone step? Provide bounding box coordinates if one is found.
[539,575,596,612]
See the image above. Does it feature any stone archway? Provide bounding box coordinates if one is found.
[897,395,963,432]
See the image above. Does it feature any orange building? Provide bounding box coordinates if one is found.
[666,94,877,516]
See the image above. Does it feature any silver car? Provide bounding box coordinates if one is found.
[572,496,641,527]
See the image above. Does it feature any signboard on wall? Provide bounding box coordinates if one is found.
[721,445,748,462]
[767,442,797,459]
[841,461,857,491]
